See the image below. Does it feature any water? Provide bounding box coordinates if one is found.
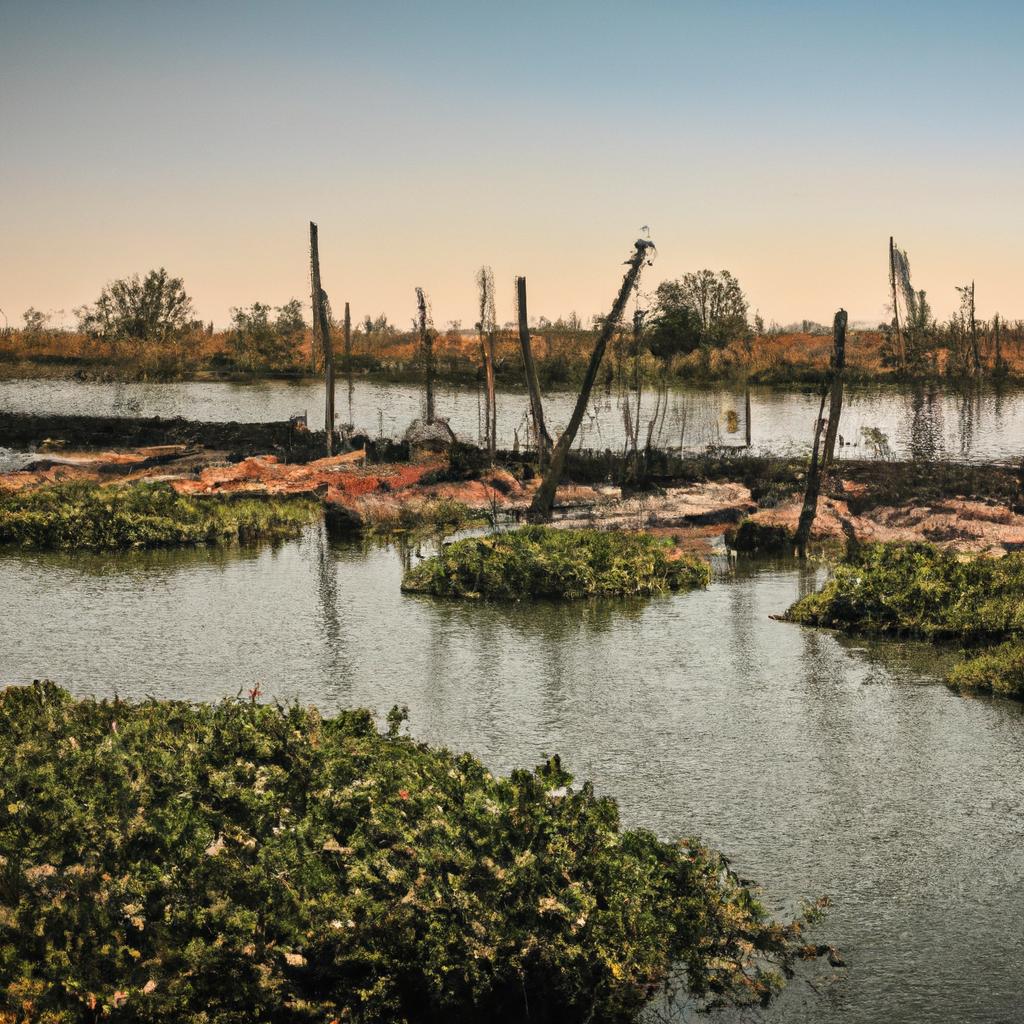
[2,528,1022,1023]
[2,376,1023,463]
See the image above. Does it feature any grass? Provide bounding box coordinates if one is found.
[947,641,1024,699]
[785,543,1024,643]
[0,681,827,1024]
[359,495,486,538]
[401,525,712,600]
[0,481,319,551]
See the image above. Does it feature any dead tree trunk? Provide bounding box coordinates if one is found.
[528,239,654,520]
[822,310,847,466]
[889,237,906,372]
[476,267,497,459]
[794,309,847,558]
[968,281,981,376]
[416,288,434,424]
[310,222,334,455]
[516,276,551,467]
[343,301,352,372]
[486,329,497,461]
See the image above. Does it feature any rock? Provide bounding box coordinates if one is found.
[403,418,456,455]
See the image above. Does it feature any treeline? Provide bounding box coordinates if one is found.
[5,255,1024,385]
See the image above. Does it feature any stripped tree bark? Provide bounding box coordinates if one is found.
[516,276,551,468]
[415,288,434,424]
[309,222,335,456]
[794,309,847,558]
[528,239,655,520]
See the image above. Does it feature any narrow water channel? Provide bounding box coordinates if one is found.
[1,528,1022,1023]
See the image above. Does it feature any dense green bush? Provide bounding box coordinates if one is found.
[947,642,1024,699]
[401,526,712,599]
[0,482,318,551]
[0,683,826,1023]
[785,543,1024,642]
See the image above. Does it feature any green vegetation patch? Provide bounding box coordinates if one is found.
[363,496,487,538]
[0,481,318,551]
[401,526,712,599]
[0,682,826,1023]
[947,641,1024,699]
[785,543,1024,643]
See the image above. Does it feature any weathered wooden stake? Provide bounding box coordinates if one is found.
[794,309,847,558]
[515,276,551,468]
[528,239,654,520]
[744,387,752,447]
[309,222,334,455]
[343,301,352,373]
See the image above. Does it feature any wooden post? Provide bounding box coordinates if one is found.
[486,328,497,461]
[516,276,551,467]
[310,221,334,456]
[528,239,654,520]
[794,309,847,558]
[889,237,906,371]
[416,287,434,423]
[744,387,752,447]
[343,301,352,373]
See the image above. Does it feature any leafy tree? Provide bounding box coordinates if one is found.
[228,299,305,371]
[22,307,50,335]
[75,268,193,343]
[647,270,749,358]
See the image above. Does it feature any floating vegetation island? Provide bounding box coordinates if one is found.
[401,525,712,600]
[785,543,1024,643]
[0,682,826,1023]
[0,481,319,551]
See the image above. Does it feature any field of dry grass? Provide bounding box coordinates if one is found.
[4,323,1024,386]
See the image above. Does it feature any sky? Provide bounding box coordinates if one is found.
[2,0,1023,330]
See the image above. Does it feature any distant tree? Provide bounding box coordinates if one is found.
[22,307,50,335]
[647,270,749,358]
[228,300,305,371]
[75,269,193,343]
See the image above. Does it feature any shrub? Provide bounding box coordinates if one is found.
[401,526,712,599]
[947,642,1024,700]
[785,543,1024,642]
[0,482,318,551]
[0,682,827,1023]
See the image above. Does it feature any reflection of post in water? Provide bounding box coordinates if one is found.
[908,382,944,462]
[312,520,344,670]
[956,384,981,458]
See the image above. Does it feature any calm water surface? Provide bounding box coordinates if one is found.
[2,529,1022,1023]
[2,376,1022,462]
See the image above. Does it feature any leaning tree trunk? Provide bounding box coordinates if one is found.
[794,309,847,558]
[821,310,847,466]
[528,239,654,520]
[516,276,551,468]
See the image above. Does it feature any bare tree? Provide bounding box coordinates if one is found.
[794,309,847,558]
[515,276,551,467]
[528,239,655,520]
[476,267,497,460]
[415,287,435,423]
[309,222,335,455]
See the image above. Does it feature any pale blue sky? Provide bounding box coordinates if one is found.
[2,1,1022,327]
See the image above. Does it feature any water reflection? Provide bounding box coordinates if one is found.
[4,377,1024,463]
